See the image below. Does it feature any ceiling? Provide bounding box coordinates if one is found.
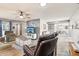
[0,3,79,21]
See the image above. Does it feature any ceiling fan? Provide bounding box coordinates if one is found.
[16,10,31,19]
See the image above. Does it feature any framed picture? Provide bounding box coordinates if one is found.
[72,22,79,29]
[75,23,79,29]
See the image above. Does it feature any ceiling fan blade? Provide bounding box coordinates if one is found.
[13,9,32,19]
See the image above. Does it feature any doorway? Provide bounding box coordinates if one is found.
[20,24,22,35]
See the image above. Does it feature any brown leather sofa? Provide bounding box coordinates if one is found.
[0,37,5,42]
[5,31,16,42]
[23,32,58,56]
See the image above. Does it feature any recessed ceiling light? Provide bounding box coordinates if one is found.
[40,2,46,7]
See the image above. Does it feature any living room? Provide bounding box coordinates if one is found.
[0,3,79,57]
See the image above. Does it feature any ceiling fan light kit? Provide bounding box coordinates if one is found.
[17,10,31,19]
[40,3,46,7]
[20,15,24,18]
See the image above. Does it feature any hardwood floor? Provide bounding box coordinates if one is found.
[0,47,22,56]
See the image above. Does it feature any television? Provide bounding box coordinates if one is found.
[27,27,36,33]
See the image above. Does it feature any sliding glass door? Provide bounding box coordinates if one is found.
[2,21,10,36]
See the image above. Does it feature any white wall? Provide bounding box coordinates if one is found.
[22,22,27,36]
[39,4,79,41]
[40,17,69,35]
[70,9,79,43]
[40,8,79,43]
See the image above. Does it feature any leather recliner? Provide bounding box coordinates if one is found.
[23,32,58,56]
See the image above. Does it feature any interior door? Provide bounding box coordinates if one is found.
[20,24,22,35]
[15,24,21,36]
[16,24,18,36]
